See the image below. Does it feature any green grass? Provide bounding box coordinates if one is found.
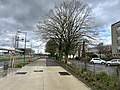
[15,62,30,68]
[0,57,29,62]
[0,58,10,62]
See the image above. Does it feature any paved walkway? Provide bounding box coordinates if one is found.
[0,59,91,90]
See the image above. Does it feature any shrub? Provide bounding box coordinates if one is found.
[15,62,29,68]
[75,57,80,60]
[95,72,118,90]
[63,60,119,90]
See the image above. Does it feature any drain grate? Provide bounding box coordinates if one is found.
[59,72,70,75]
[34,70,43,72]
[16,72,27,75]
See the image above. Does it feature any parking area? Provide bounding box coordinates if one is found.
[70,60,118,77]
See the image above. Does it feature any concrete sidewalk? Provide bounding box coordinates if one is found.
[0,59,91,90]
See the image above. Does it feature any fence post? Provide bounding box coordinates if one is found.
[116,65,120,89]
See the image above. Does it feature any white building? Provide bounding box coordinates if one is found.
[111,21,120,57]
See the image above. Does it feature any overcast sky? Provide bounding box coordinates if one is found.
[0,0,120,53]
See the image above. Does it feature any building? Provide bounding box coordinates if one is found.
[111,21,120,57]
[0,48,24,57]
[16,48,34,55]
[88,45,112,57]
[88,47,98,55]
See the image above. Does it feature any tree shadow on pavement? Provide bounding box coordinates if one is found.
[26,58,59,66]
[46,59,59,66]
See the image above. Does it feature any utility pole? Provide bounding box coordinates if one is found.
[24,32,27,63]
[17,31,27,63]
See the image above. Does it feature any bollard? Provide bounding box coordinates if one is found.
[3,61,9,70]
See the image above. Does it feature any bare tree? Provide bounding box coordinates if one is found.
[37,0,98,63]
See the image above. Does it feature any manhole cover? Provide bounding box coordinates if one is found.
[34,70,43,72]
[16,72,27,75]
[59,72,70,75]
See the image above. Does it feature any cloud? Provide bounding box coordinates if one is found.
[0,0,120,52]
[0,0,59,32]
[0,0,56,50]
[91,0,120,26]
[86,0,120,45]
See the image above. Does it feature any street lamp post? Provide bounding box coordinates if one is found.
[17,31,27,63]
[24,32,27,63]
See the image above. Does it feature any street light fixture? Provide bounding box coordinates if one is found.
[17,31,27,63]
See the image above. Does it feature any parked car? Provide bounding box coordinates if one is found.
[106,59,120,66]
[90,58,106,64]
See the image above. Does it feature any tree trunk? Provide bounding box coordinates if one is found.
[58,41,62,62]
[82,41,85,58]
[116,65,120,90]
[73,54,75,59]
[82,41,87,69]
[65,52,68,64]
[78,45,81,58]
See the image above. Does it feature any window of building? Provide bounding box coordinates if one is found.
[117,49,120,53]
[117,27,120,36]
[117,40,120,46]
[117,26,120,31]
